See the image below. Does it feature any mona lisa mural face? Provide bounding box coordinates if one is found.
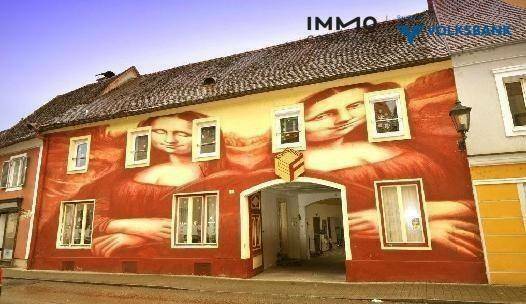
[304,88,367,143]
[150,116,193,155]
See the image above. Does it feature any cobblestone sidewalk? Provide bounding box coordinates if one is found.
[4,269,526,303]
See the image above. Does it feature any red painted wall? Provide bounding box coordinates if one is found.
[30,68,487,283]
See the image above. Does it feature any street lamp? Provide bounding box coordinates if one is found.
[449,100,472,151]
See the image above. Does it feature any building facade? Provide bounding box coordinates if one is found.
[25,61,487,283]
[0,4,501,283]
[0,138,43,268]
[453,43,526,285]
[430,0,526,285]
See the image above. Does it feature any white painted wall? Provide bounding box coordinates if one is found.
[452,43,526,156]
[261,190,279,269]
[261,189,299,268]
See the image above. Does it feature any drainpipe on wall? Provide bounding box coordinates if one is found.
[23,140,44,262]
[26,134,50,269]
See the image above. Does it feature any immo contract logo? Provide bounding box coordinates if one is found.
[397,23,512,45]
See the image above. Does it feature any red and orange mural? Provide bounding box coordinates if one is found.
[29,64,487,283]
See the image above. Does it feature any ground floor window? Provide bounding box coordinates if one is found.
[57,200,95,248]
[173,192,218,247]
[375,179,430,249]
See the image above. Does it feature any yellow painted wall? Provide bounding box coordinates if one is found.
[473,164,526,285]
[472,164,526,180]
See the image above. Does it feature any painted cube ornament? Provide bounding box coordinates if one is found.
[274,148,305,182]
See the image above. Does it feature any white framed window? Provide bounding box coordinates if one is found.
[519,183,526,232]
[67,135,91,174]
[374,178,431,250]
[192,118,220,162]
[172,192,218,248]
[0,162,8,189]
[493,65,526,137]
[271,104,306,153]
[0,154,28,191]
[125,127,152,168]
[56,200,95,249]
[364,88,411,142]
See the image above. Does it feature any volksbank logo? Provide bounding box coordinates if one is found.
[397,23,512,45]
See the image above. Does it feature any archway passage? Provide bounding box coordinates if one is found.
[243,180,348,282]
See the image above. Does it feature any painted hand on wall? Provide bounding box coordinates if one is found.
[92,233,151,257]
[349,200,481,257]
[91,218,172,257]
[105,218,172,241]
[427,200,482,257]
[348,209,379,238]
[429,219,481,257]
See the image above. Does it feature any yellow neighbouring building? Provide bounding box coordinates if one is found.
[452,42,526,284]
[432,0,526,285]
[471,163,526,284]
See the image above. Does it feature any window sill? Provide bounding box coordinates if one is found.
[272,144,306,154]
[56,245,92,250]
[380,244,432,251]
[369,133,411,143]
[125,162,150,169]
[67,168,88,175]
[505,126,526,137]
[171,244,218,249]
[4,186,22,192]
[192,154,220,162]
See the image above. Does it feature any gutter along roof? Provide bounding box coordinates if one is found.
[0,10,450,149]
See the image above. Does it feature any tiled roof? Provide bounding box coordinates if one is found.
[0,10,450,149]
[431,0,526,53]
[0,80,110,149]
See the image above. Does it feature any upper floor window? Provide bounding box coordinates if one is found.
[67,135,91,174]
[374,179,430,250]
[125,127,151,168]
[0,154,28,191]
[192,118,220,162]
[494,65,526,136]
[272,104,306,152]
[172,192,218,247]
[364,88,411,142]
[56,200,95,248]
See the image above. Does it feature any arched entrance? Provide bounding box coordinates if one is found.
[239,177,351,282]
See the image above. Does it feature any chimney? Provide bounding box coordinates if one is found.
[98,66,140,96]
[427,0,435,11]
[96,71,116,82]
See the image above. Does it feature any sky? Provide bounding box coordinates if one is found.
[0,0,428,131]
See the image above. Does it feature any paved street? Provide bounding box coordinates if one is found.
[2,269,526,304]
[1,279,410,304]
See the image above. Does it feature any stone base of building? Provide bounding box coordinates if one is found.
[12,259,28,269]
[30,257,488,283]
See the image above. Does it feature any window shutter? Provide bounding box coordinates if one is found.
[19,156,28,186]
[0,161,9,188]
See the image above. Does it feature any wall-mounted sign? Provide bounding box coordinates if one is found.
[274,148,305,182]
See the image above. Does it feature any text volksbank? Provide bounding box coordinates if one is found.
[398,23,512,45]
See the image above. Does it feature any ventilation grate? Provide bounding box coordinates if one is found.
[61,261,75,271]
[122,261,138,273]
[194,263,212,276]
